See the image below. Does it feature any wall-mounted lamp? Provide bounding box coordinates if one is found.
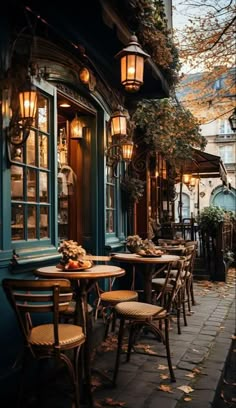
[183,174,197,191]
[110,107,128,137]
[229,108,236,132]
[7,79,37,147]
[79,67,90,85]
[106,138,134,176]
[70,114,85,139]
[115,34,150,92]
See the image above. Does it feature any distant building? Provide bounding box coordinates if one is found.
[175,69,236,220]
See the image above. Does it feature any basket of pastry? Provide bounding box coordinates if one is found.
[64,258,93,271]
[136,248,164,257]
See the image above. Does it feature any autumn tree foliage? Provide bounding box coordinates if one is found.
[173,0,236,122]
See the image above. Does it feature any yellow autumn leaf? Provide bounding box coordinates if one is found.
[160,374,169,380]
[158,384,173,393]
[177,385,194,394]
[184,397,192,402]
[185,372,195,378]
[157,364,169,370]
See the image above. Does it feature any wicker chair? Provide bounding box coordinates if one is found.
[2,278,89,408]
[112,261,184,385]
[152,255,192,335]
[78,255,138,339]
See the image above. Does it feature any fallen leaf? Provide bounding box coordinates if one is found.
[192,348,199,353]
[193,367,201,374]
[158,384,173,393]
[184,397,192,401]
[177,385,194,394]
[157,364,169,370]
[160,374,169,379]
[185,372,195,378]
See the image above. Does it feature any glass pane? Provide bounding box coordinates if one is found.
[39,135,48,168]
[106,185,114,208]
[106,209,115,233]
[11,166,23,200]
[106,166,114,183]
[11,204,24,240]
[40,206,49,238]
[27,205,36,239]
[37,95,48,133]
[26,131,36,165]
[27,169,36,202]
[39,172,48,202]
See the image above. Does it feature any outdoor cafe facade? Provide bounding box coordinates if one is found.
[0,0,174,392]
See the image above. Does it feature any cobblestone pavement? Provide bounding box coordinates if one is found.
[92,268,236,408]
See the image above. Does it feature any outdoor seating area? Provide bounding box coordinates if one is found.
[2,266,235,408]
[2,238,235,408]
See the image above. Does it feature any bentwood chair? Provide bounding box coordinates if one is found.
[152,255,192,334]
[112,261,183,385]
[82,255,139,339]
[2,278,88,408]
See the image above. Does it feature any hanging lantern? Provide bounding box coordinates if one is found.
[19,80,37,120]
[229,108,236,132]
[183,174,192,185]
[110,108,127,137]
[115,35,150,92]
[121,139,134,161]
[70,114,84,139]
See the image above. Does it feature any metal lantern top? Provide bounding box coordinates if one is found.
[115,35,150,60]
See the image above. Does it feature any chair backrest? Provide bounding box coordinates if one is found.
[158,260,184,312]
[2,278,73,347]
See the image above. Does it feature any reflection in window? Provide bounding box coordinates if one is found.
[11,91,51,242]
[219,145,234,163]
[11,204,24,240]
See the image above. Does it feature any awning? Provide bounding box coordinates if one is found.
[181,148,228,185]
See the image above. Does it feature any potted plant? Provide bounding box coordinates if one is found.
[198,206,225,236]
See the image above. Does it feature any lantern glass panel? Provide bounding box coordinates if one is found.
[19,90,37,120]
[111,115,126,136]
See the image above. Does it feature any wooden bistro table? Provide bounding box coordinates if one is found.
[112,253,180,304]
[35,264,125,407]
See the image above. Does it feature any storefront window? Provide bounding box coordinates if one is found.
[10,92,50,241]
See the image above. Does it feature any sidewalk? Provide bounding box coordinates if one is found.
[92,268,236,408]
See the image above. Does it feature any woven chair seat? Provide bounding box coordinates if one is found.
[29,323,85,346]
[115,301,166,320]
[100,290,138,304]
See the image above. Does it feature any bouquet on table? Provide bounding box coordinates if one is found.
[58,240,92,270]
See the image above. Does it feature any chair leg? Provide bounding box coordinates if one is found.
[176,292,181,335]
[190,277,196,306]
[127,323,136,362]
[186,280,192,312]
[164,318,176,382]
[113,318,125,386]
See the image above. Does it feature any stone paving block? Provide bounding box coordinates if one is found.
[200,329,219,336]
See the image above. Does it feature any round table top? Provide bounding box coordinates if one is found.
[35,264,126,280]
[112,253,180,264]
